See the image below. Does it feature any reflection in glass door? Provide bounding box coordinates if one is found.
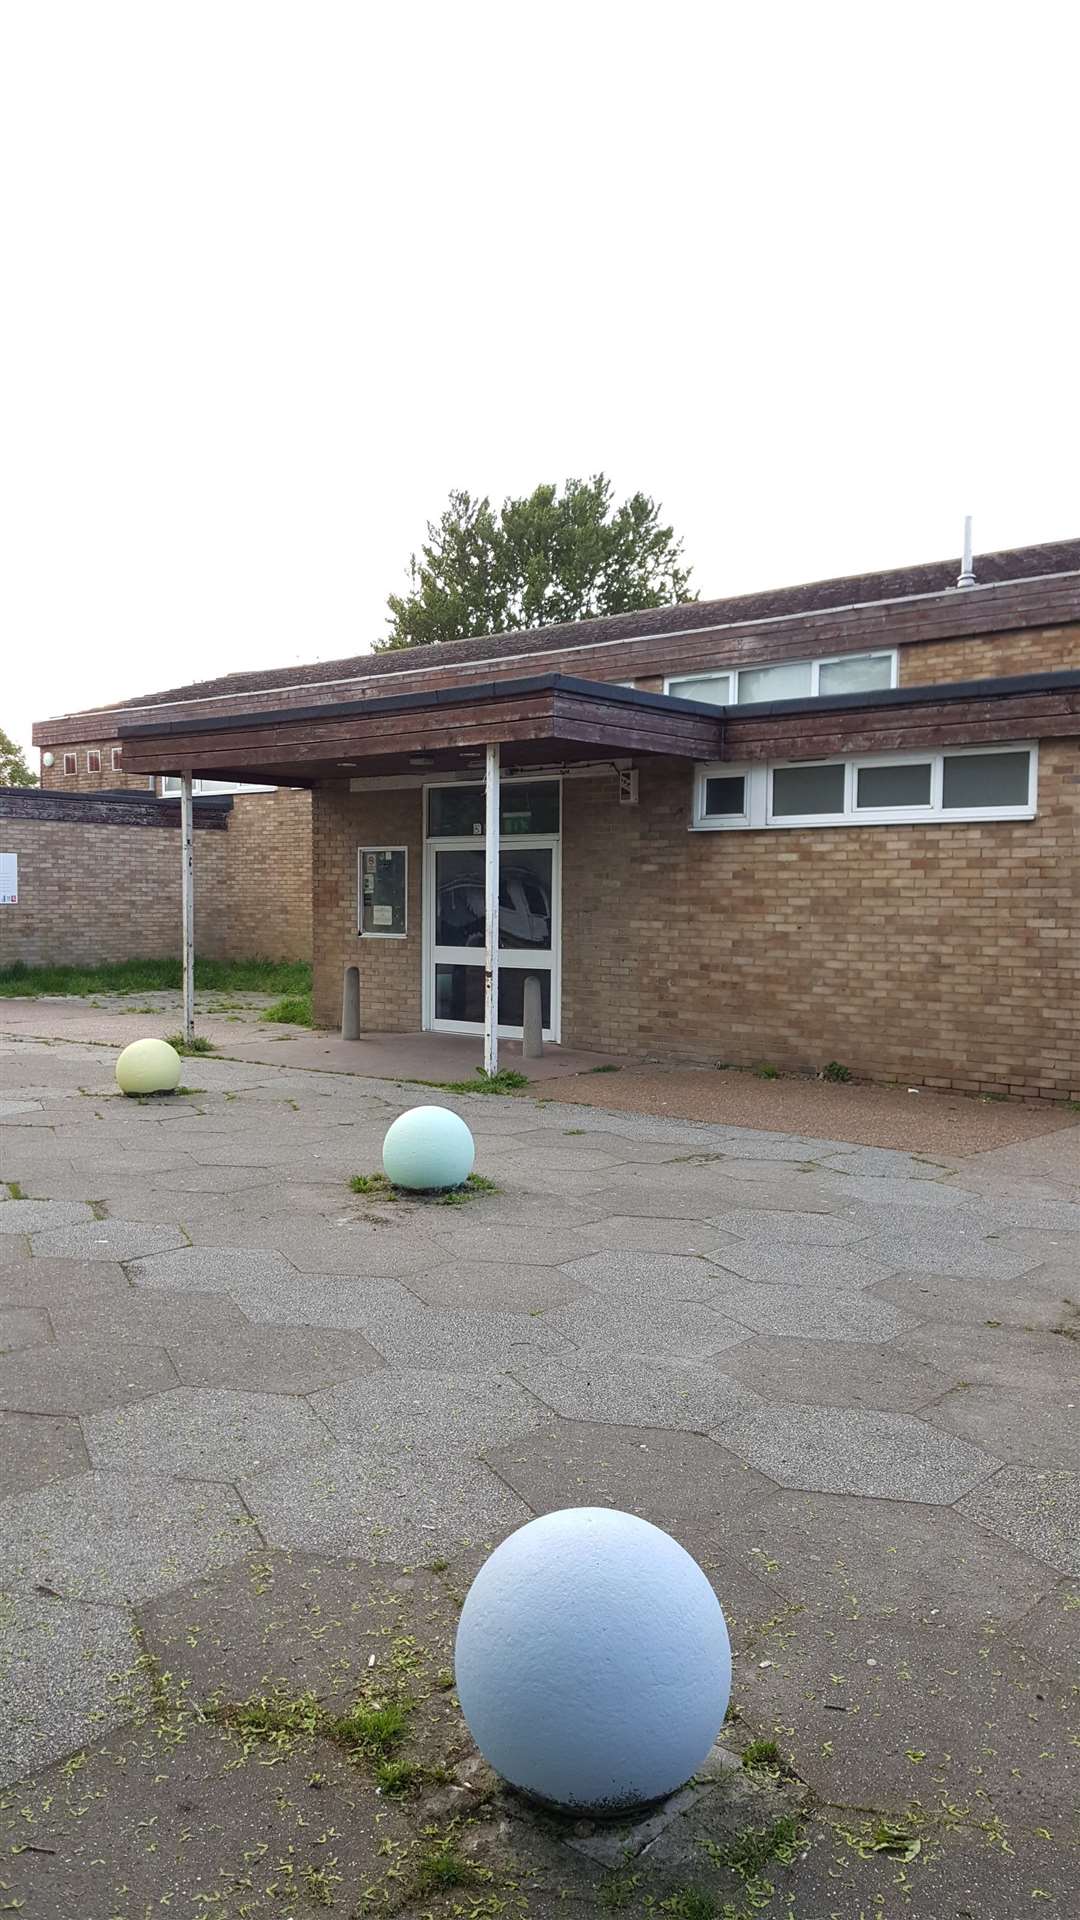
[424,784,560,1040]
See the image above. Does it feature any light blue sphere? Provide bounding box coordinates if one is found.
[454,1507,731,1814]
[382,1104,476,1191]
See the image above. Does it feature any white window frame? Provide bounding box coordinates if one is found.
[160,776,276,796]
[666,648,898,706]
[86,750,101,774]
[111,748,123,773]
[691,743,1038,831]
[422,775,562,1043]
[357,846,408,940]
[62,752,77,776]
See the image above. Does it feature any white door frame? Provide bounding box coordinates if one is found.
[421,778,562,1043]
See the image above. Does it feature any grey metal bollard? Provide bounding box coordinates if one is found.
[342,965,360,1041]
[522,973,543,1059]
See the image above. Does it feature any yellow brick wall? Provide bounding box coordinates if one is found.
[899,623,1080,686]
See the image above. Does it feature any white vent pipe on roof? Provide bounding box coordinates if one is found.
[956,515,976,588]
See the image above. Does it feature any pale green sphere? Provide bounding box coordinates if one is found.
[382,1105,475,1190]
[115,1037,183,1096]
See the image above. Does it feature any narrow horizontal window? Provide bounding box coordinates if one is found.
[667,673,732,705]
[691,743,1035,832]
[703,774,746,816]
[942,750,1030,809]
[738,661,813,704]
[771,762,846,816]
[857,761,932,808]
[818,652,894,695]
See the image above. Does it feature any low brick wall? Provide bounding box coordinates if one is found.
[0,789,312,969]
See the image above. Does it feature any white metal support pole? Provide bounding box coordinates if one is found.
[483,742,500,1078]
[180,773,195,1043]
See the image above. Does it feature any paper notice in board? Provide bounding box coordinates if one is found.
[363,873,375,894]
[371,903,393,927]
[0,852,17,905]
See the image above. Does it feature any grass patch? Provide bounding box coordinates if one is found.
[374,1757,427,1796]
[348,1170,497,1206]
[4,1182,27,1201]
[657,1890,715,1920]
[706,1813,802,1881]
[821,1060,851,1083]
[0,957,311,999]
[598,1871,640,1909]
[587,1063,621,1073]
[212,1686,322,1755]
[325,1698,411,1757]
[414,1838,490,1894]
[262,992,313,1026]
[349,1171,398,1200]
[442,1068,529,1096]
[740,1737,783,1774]
[163,1031,217,1056]
[753,1062,779,1080]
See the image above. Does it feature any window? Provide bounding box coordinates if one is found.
[86,750,101,774]
[667,649,896,707]
[771,762,846,816]
[426,779,560,838]
[111,748,123,772]
[703,773,747,819]
[692,744,1036,831]
[857,761,932,809]
[668,672,732,706]
[62,753,77,776]
[942,750,1030,810]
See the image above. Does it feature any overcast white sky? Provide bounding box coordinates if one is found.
[2,2,1077,761]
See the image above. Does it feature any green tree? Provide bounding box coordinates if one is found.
[0,727,37,786]
[383,474,695,650]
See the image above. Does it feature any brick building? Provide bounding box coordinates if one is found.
[26,536,1080,1098]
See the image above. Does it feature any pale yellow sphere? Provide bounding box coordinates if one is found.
[115,1037,183,1096]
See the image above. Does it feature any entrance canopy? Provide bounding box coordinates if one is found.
[116,673,725,783]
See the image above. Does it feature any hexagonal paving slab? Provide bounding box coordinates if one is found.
[136,1550,458,1704]
[311,1368,545,1455]
[713,1242,899,1290]
[83,1386,332,1479]
[716,1488,1052,1628]
[715,1336,951,1410]
[31,1219,187,1261]
[543,1292,750,1358]
[700,1279,915,1342]
[439,1224,601,1266]
[720,1404,998,1503]
[0,1305,52,1352]
[0,1410,90,1497]
[957,1466,1080,1576]
[0,1256,129,1312]
[241,1441,531,1560]
[0,1338,178,1414]
[0,1199,95,1234]
[485,1418,773,1527]
[585,1215,733,1256]
[710,1209,873,1246]
[0,1469,259,1601]
[169,1323,385,1392]
[126,1245,300,1295]
[925,1385,1080,1471]
[0,1591,143,1788]
[558,1249,737,1300]
[507,1347,762,1430]
[404,1260,590,1313]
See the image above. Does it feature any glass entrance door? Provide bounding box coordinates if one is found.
[424,781,560,1040]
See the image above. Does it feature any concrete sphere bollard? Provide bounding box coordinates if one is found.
[115,1037,183,1096]
[382,1105,475,1191]
[453,1507,731,1814]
